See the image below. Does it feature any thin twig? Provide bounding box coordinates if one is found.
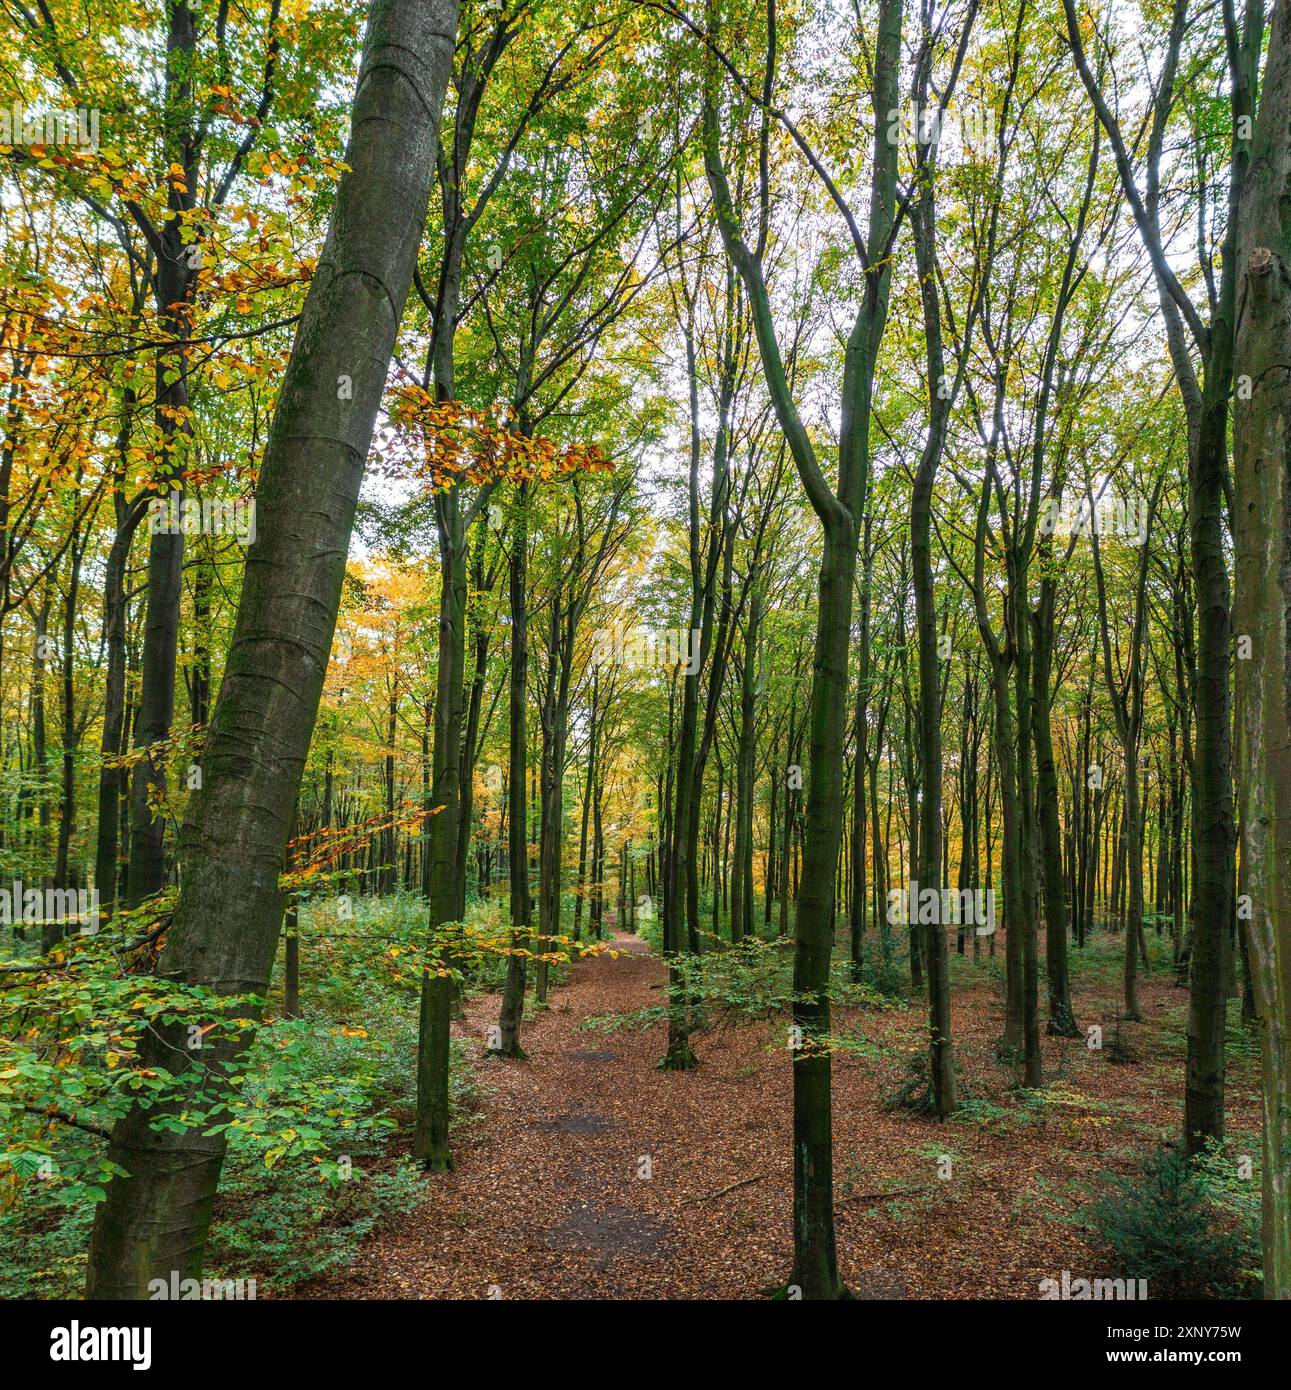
[680,1174,767,1205]
[20,1105,111,1139]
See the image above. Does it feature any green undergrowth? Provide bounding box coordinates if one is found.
[581,930,908,1042]
[1079,1142,1262,1299]
[0,891,493,1298]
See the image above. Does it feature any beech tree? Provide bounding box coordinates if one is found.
[702,0,908,1298]
[84,0,460,1296]
[1232,0,1291,1300]
[1062,0,1246,1155]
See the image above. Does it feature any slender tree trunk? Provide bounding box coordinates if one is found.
[415,494,469,1168]
[850,525,872,978]
[573,672,597,942]
[498,486,530,1056]
[53,531,83,901]
[534,626,561,1005]
[95,492,146,927]
[702,0,904,1296]
[732,597,759,944]
[31,586,51,948]
[1033,580,1079,1035]
[911,400,955,1115]
[126,1,201,908]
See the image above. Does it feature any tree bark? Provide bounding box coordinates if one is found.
[1232,0,1291,1292]
[498,486,530,1056]
[86,0,458,1295]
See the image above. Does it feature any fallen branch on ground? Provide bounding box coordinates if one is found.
[680,1174,768,1204]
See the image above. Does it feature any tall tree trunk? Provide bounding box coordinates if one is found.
[1232,0,1291,1291]
[95,490,147,927]
[910,124,963,1115]
[498,486,530,1056]
[383,689,397,894]
[53,525,83,902]
[127,0,203,908]
[86,0,458,1295]
[415,491,469,1168]
[732,593,759,945]
[850,522,872,978]
[1062,0,1242,1157]
[455,522,494,918]
[31,585,51,947]
[534,629,561,1004]
[573,671,597,942]
[702,0,903,1296]
[1032,586,1079,1036]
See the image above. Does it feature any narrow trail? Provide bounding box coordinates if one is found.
[303,930,784,1299]
[297,929,1259,1300]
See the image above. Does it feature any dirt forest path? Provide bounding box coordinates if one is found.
[301,929,797,1299]
[297,928,1248,1301]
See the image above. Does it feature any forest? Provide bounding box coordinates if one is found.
[0,0,1289,1329]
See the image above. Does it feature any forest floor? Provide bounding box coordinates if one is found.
[294,927,1263,1300]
